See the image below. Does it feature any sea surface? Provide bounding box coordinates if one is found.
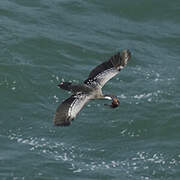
[0,0,180,179]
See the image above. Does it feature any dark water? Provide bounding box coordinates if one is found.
[1,0,180,179]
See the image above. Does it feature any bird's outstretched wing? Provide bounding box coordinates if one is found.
[84,50,131,88]
[54,93,90,126]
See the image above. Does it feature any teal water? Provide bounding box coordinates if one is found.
[1,0,180,179]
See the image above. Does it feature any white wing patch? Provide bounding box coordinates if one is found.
[93,67,120,87]
[68,94,90,118]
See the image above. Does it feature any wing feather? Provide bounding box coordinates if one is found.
[54,94,90,126]
[84,51,131,88]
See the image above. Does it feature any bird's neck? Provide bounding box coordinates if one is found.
[103,94,113,100]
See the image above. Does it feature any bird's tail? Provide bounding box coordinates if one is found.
[58,82,92,94]
[58,82,72,91]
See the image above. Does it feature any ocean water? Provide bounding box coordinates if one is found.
[0,0,180,179]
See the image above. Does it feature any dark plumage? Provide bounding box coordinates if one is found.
[53,49,131,126]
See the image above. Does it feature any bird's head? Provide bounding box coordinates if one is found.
[104,95,120,108]
[111,97,120,108]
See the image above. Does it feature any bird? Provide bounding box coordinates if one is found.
[53,49,131,126]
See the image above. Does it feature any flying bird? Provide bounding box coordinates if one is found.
[54,49,131,126]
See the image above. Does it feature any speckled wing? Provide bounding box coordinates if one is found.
[84,51,131,88]
[54,93,90,126]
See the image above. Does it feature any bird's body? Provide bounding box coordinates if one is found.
[54,50,131,126]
